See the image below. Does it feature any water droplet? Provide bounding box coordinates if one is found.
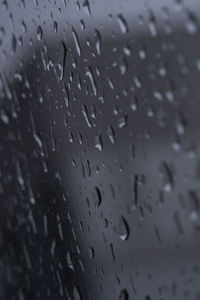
[160,161,174,193]
[73,285,82,300]
[0,109,9,124]
[139,47,146,60]
[95,29,101,55]
[94,134,103,151]
[66,251,74,271]
[37,25,43,41]
[72,27,81,56]
[118,216,129,240]
[148,13,158,37]
[107,125,115,144]
[93,186,102,208]
[83,0,91,16]
[117,14,129,34]
[86,67,97,96]
[82,104,92,128]
[119,288,129,300]
[118,115,127,128]
[185,13,198,35]
[11,34,17,54]
[130,97,138,111]
[123,45,131,56]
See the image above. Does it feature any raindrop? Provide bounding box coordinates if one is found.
[160,161,174,192]
[0,109,9,124]
[89,247,94,259]
[123,45,131,56]
[53,21,57,33]
[119,288,129,300]
[139,47,146,60]
[21,20,27,33]
[60,41,67,81]
[119,57,128,74]
[94,134,103,151]
[95,29,101,55]
[110,243,115,262]
[148,13,158,37]
[118,115,127,128]
[11,34,17,54]
[132,175,138,210]
[176,114,187,136]
[117,14,129,34]
[66,251,74,271]
[86,67,97,96]
[37,25,43,41]
[93,186,102,208]
[185,13,198,35]
[83,0,91,16]
[130,97,138,111]
[73,285,82,300]
[107,125,115,144]
[82,104,92,128]
[72,27,81,56]
[80,19,85,30]
[189,191,199,221]
[117,216,129,241]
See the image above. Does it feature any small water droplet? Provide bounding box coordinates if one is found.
[118,216,129,240]
[94,134,103,151]
[185,13,198,35]
[73,286,82,300]
[148,13,158,37]
[72,27,81,56]
[119,288,129,300]
[66,251,74,271]
[107,125,115,144]
[95,29,101,55]
[117,14,129,34]
[11,34,17,54]
[37,25,43,41]
[118,115,127,128]
[86,67,97,96]
[82,104,92,128]
[93,186,102,208]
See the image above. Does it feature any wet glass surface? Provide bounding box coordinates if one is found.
[1,0,200,299]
